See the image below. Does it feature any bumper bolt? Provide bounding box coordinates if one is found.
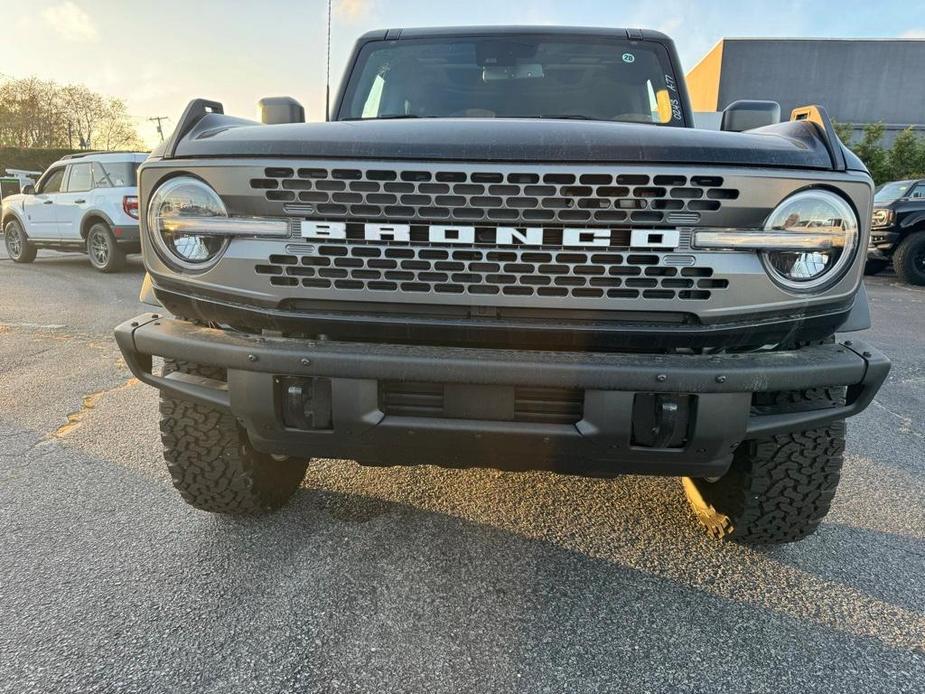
[247,354,258,362]
[715,375,726,383]
[844,340,853,346]
[130,321,139,327]
[300,358,312,366]
[863,351,872,358]
[656,374,667,382]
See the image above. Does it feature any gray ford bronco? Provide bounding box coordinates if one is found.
[115,26,890,544]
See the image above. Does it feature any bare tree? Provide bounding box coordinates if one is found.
[0,77,67,148]
[0,77,142,150]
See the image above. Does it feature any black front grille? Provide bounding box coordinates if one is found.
[380,382,584,425]
[255,245,728,302]
[249,166,739,226]
[513,387,585,425]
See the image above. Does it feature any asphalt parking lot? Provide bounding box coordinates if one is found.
[0,248,923,693]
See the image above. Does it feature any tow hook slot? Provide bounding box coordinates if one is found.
[632,393,693,448]
[280,377,333,430]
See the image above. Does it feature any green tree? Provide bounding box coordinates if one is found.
[833,120,854,145]
[887,128,925,181]
[853,123,890,184]
[836,120,925,184]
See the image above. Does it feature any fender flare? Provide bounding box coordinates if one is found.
[899,213,925,233]
[79,209,117,239]
[1,208,30,238]
[840,283,871,332]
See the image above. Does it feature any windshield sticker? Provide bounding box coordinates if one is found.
[622,52,635,63]
[665,74,677,91]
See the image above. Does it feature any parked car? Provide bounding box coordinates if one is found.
[1,152,147,272]
[866,177,925,284]
[115,26,889,545]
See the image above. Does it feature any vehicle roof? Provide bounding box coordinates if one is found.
[879,178,924,186]
[53,151,148,166]
[357,25,671,42]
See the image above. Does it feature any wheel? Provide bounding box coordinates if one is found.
[159,359,309,514]
[86,222,125,273]
[4,219,37,263]
[892,231,925,286]
[864,258,890,275]
[684,387,846,545]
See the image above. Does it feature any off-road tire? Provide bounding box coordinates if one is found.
[4,220,37,263]
[892,231,925,286]
[159,359,309,514]
[86,222,126,273]
[864,258,890,275]
[684,387,846,545]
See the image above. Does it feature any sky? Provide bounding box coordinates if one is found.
[2,0,923,147]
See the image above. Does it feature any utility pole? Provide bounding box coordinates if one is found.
[148,116,170,142]
[325,0,332,121]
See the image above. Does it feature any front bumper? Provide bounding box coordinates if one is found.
[115,313,890,477]
[868,228,900,258]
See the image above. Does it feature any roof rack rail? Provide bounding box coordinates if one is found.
[58,150,150,161]
[59,151,100,160]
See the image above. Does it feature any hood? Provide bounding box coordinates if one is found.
[172,115,836,170]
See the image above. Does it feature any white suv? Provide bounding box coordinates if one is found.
[1,152,147,272]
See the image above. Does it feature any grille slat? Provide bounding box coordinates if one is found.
[380,383,584,425]
[255,243,727,302]
[254,167,737,225]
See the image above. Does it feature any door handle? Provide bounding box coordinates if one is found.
[43,200,53,205]
[74,199,86,204]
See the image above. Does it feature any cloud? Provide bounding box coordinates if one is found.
[334,0,373,22]
[899,28,925,38]
[41,2,98,42]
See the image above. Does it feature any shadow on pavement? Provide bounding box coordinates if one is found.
[1,420,924,692]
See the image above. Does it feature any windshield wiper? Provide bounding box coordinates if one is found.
[341,114,426,121]
[537,114,596,120]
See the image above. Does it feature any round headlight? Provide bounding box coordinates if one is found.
[147,176,229,270]
[762,190,858,291]
[871,208,893,228]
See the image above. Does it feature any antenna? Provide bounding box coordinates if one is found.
[325,0,332,121]
[149,116,170,142]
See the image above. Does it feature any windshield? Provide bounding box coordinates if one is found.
[339,37,684,125]
[874,180,914,204]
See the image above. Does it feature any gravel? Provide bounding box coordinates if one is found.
[1,250,923,693]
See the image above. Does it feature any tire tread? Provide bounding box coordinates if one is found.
[159,359,307,514]
[893,231,925,286]
[685,388,846,545]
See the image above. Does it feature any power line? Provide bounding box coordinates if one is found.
[148,116,170,142]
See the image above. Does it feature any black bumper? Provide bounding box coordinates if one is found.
[114,313,890,477]
[868,229,900,258]
[113,224,141,253]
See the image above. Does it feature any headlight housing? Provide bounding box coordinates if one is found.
[761,190,858,291]
[871,208,894,228]
[147,176,229,270]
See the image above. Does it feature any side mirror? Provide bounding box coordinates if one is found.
[258,97,305,125]
[721,100,781,132]
[22,184,35,195]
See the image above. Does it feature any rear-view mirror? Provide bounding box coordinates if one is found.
[721,100,781,132]
[258,96,305,125]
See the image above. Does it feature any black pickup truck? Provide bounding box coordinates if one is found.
[115,26,889,544]
[866,178,925,284]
